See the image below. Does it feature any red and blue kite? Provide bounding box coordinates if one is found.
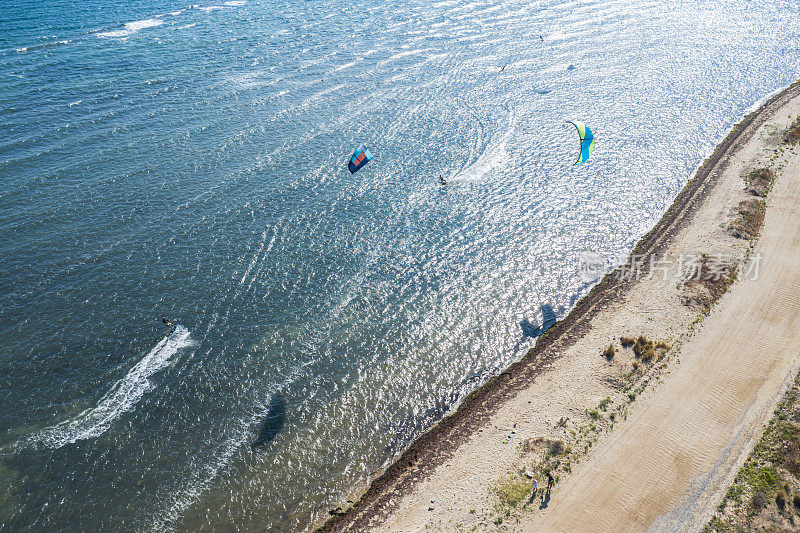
[348,144,373,174]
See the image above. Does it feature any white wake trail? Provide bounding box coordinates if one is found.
[26,326,192,450]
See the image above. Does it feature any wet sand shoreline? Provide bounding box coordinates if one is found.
[316,79,800,532]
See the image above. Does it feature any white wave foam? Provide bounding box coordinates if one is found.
[126,19,164,32]
[68,100,81,107]
[198,5,227,12]
[97,18,163,38]
[454,116,515,183]
[224,0,246,5]
[26,327,192,449]
[333,60,357,72]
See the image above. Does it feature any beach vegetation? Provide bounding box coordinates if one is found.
[632,336,652,357]
[494,434,571,518]
[494,332,673,526]
[599,397,611,411]
[681,254,740,309]
[603,344,615,360]
[750,490,768,513]
[745,167,775,197]
[728,198,766,241]
[641,347,655,361]
[491,473,534,509]
[620,336,635,347]
[519,436,563,457]
[548,439,565,457]
[704,374,800,531]
[775,489,786,510]
[783,116,800,144]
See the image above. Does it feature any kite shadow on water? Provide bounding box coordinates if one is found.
[252,395,287,450]
[520,304,558,338]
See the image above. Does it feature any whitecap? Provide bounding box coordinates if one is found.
[97,18,163,38]
[125,19,163,32]
[332,60,357,72]
[224,0,246,5]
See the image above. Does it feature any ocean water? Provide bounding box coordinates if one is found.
[1,0,799,530]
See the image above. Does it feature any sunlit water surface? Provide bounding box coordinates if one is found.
[1,0,799,529]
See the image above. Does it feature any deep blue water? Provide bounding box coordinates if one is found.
[2,0,800,530]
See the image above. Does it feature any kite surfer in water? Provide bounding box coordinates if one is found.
[439,175,447,186]
[161,316,177,334]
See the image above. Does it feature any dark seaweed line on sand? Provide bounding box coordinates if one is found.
[317,79,800,532]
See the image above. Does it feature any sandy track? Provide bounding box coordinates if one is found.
[319,83,800,533]
[530,109,800,531]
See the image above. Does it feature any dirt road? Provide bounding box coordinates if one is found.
[529,101,800,533]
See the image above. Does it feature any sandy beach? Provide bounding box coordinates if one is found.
[319,80,800,532]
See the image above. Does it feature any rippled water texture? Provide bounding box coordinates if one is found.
[2,0,800,530]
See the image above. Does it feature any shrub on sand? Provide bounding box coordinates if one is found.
[746,168,775,197]
[493,474,535,509]
[784,116,800,144]
[776,489,787,510]
[548,440,564,457]
[633,336,653,358]
[729,198,766,240]
[681,254,740,309]
[620,336,635,347]
[603,344,615,360]
[751,490,768,513]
